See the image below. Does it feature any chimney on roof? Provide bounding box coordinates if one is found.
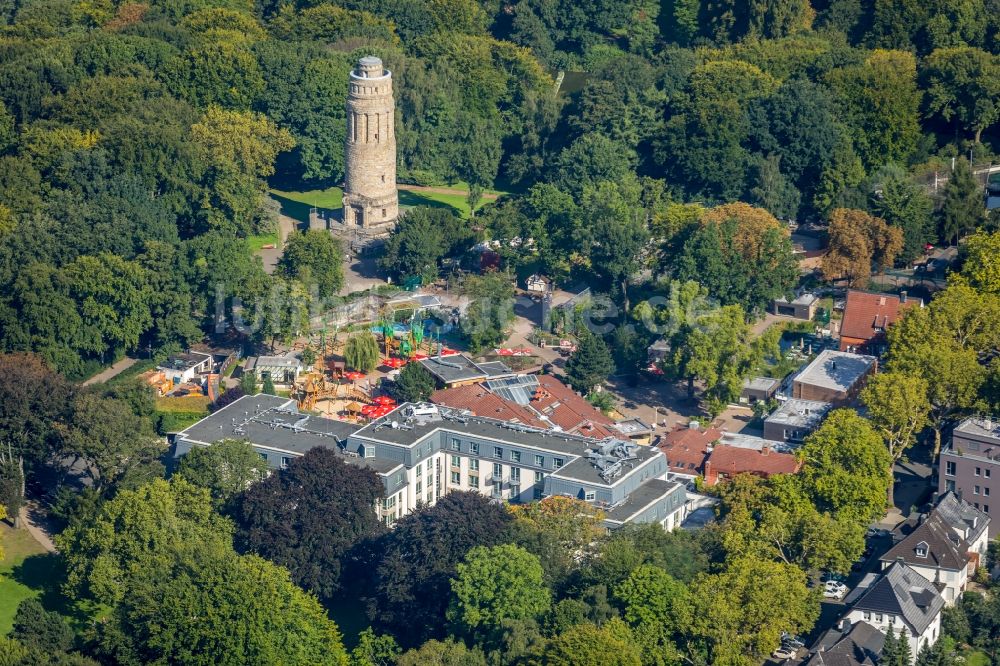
[900,290,907,303]
[831,360,837,371]
[762,446,770,456]
[689,421,700,430]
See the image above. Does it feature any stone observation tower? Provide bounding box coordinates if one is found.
[343,56,398,234]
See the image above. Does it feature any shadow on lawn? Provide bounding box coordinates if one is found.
[398,190,462,214]
[11,553,65,610]
[10,553,97,629]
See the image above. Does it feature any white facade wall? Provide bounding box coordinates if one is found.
[842,610,941,664]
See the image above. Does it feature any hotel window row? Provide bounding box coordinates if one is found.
[447,437,564,470]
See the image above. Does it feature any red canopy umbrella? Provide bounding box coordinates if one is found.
[383,357,407,369]
[373,406,393,418]
[411,353,428,360]
[343,371,366,381]
[360,404,377,416]
[515,348,533,355]
[373,395,397,406]
[496,348,514,356]
[441,348,458,356]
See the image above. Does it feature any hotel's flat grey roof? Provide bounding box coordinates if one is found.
[604,478,681,523]
[352,404,598,454]
[176,395,399,473]
[794,350,876,392]
[550,445,662,486]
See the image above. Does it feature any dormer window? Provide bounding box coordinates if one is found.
[915,541,929,558]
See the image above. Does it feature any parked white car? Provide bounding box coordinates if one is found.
[772,646,797,660]
[823,580,848,599]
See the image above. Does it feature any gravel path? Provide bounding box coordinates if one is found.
[81,356,137,386]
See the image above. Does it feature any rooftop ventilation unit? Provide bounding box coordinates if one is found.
[585,438,639,482]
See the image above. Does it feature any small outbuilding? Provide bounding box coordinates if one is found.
[771,292,819,320]
[157,351,213,384]
[740,376,780,404]
[247,355,304,385]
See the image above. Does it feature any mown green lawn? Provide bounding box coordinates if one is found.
[270,186,344,224]
[270,183,504,222]
[0,523,52,634]
[247,230,280,252]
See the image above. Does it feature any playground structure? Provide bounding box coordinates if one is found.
[289,303,461,418]
[294,373,372,412]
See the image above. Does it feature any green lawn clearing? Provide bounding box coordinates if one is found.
[247,230,280,252]
[399,188,474,216]
[270,186,344,224]
[0,523,51,634]
[270,182,505,222]
[155,395,211,433]
[1,523,105,635]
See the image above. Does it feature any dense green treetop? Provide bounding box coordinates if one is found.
[57,477,234,606]
[798,409,893,524]
[174,438,269,508]
[278,229,344,298]
[231,447,385,599]
[365,492,514,645]
[448,544,551,637]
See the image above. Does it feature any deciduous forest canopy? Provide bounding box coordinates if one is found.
[0,0,997,375]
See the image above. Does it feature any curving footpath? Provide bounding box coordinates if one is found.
[18,503,57,553]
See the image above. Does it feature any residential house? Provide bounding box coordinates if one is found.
[879,511,972,605]
[839,290,921,355]
[802,621,886,666]
[841,562,944,662]
[702,442,800,486]
[657,424,721,478]
[939,416,1000,536]
[657,426,800,485]
[791,350,877,405]
[934,491,990,563]
[763,399,832,443]
[876,492,990,606]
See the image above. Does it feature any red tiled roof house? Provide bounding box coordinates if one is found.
[656,424,721,477]
[839,289,922,354]
[702,444,801,486]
